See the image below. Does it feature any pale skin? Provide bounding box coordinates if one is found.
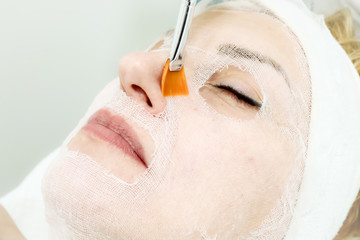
[1,8,311,239]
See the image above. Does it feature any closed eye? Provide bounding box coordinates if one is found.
[213,84,262,108]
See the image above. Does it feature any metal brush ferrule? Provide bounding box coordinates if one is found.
[169,0,196,71]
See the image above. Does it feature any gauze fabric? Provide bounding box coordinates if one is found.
[196,1,360,239]
[40,1,360,240]
[230,0,360,239]
[43,6,309,240]
[189,1,360,239]
[43,53,309,240]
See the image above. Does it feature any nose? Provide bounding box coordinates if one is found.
[118,52,167,114]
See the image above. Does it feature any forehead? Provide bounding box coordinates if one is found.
[187,8,310,101]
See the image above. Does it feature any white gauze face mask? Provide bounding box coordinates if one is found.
[41,0,360,240]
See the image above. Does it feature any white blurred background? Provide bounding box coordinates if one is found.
[0,0,359,196]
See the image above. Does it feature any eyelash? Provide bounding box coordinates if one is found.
[213,84,262,108]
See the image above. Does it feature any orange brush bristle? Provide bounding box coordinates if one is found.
[161,59,189,97]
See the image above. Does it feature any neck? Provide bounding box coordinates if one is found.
[0,205,26,240]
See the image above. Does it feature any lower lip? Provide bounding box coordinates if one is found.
[82,122,143,165]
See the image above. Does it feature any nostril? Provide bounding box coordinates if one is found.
[131,84,152,108]
[146,98,153,107]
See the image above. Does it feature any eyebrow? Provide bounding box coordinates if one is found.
[217,43,290,88]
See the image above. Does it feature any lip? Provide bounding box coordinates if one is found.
[82,108,147,168]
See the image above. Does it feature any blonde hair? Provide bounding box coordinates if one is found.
[325,8,360,240]
[326,8,360,75]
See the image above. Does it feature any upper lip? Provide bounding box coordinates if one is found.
[87,108,148,168]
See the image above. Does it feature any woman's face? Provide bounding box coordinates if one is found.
[43,7,311,240]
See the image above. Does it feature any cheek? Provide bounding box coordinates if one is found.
[159,104,297,235]
[171,102,294,201]
[173,104,292,184]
